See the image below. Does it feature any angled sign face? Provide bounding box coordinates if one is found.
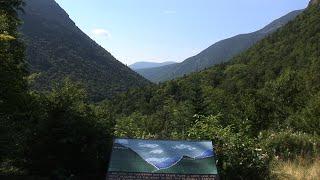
[107,138,218,180]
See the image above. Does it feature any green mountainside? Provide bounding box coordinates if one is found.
[20,0,150,101]
[114,5,320,135]
[136,10,302,83]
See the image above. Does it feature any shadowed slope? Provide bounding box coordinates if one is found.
[20,0,150,101]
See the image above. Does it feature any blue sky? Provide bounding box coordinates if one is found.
[55,0,309,65]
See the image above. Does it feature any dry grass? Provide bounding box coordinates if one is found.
[271,158,320,180]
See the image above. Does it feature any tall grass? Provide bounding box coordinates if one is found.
[271,158,320,180]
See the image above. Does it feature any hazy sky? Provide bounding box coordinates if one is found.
[55,0,309,65]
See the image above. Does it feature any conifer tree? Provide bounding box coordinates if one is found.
[0,0,28,169]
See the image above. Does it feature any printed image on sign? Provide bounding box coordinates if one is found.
[107,138,218,179]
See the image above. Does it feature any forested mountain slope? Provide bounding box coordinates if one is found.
[137,10,302,83]
[20,0,150,101]
[114,3,320,136]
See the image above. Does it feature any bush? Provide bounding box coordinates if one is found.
[259,130,320,160]
[24,80,114,178]
[188,115,271,180]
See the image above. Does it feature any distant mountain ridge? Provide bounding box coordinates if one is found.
[136,10,303,83]
[130,61,177,70]
[20,0,150,101]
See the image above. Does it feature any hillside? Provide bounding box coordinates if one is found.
[20,0,150,101]
[136,10,302,83]
[114,4,320,135]
[130,61,177,70]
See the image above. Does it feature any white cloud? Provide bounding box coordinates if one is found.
[146,157,169,163]
[115,139,129,145]
[163,10,176,14]
[91,28,111,38]
[138,143,159,148]
[150,149,164,154]
[173,144,197,151]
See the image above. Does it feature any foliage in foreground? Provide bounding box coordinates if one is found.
[24,80,114,177]
[1,79,115,179]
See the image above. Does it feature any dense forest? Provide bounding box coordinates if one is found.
[1,0,319,180]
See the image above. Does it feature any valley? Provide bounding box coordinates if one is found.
[1,0,319,179]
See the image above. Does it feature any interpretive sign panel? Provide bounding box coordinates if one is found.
[107,138,218,180]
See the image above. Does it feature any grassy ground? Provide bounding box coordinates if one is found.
[271,157,320,180]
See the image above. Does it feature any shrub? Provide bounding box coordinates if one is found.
[188,115,271,179]
[259,130,320,160]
